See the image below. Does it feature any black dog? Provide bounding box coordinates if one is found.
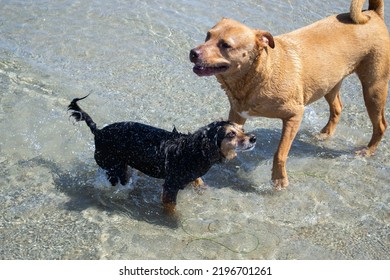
[68,95,256,212]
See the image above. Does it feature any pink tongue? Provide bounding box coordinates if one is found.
[192,65,228,77]
[193,66,216,76]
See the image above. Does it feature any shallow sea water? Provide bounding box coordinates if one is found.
[0,0,389,259]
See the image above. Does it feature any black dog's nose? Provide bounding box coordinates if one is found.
[249,134,256,144]
[189,48,200,62]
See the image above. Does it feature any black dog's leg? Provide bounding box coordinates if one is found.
[119,165,131,186]
[106,167,119,186]
[106,163,130,186]
[162,181,180,214]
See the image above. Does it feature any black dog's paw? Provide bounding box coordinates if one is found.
[192,177,208,195]
[108,175,119,186]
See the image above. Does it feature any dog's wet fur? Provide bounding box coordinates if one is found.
[190,0,389,189]
[68,95,256,213]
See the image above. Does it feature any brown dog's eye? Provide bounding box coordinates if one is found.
[219,40,231,49]
[226,131,236,138]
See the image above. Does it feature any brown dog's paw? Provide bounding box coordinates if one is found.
[315,132,332,141]
[192,177,208,195]
[272,178,289,191]
[355,147,375,157]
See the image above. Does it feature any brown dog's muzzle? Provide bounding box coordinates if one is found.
[189,47,230,77]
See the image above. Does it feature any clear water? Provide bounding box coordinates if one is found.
[0,0,389,259]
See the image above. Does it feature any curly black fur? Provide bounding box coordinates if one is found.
[68,95,242,211]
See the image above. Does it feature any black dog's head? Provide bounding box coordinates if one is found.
[203,121,256,160]
[161,121,256,213]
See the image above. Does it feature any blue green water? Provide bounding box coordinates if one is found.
[1,0,389,259]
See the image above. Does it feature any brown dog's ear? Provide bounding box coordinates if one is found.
[255,30,275,49]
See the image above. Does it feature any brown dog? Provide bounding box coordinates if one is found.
[190,0,390,190]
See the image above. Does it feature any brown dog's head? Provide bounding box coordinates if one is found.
[190,18,274,77]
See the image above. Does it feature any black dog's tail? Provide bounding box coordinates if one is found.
[68,94,98,134]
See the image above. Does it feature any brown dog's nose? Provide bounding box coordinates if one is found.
[249,134,256,144]
[189,48,200,62]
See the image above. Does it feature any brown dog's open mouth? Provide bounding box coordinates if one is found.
[193,64,229,76]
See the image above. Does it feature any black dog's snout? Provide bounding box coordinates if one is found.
[249,134,256,144]
[189,48,200,62]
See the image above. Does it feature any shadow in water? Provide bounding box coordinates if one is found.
[18,157,180,228]
[251,127,350,159]
[203,127,350,194]
[20,128,348,228]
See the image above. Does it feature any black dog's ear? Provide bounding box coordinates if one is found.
[205,122,227,148]
[172,126,179,134]
[214,126,225,148]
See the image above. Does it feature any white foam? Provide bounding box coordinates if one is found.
[93,167,137,194]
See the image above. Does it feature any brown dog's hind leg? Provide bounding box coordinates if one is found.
[272,111,304,190]
[319,81,343,139]
[357,79,388,156]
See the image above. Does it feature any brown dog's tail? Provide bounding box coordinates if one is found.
[350,0,384,24]
[68,94,98,135]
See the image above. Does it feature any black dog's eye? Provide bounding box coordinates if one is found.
[226,131,236,138]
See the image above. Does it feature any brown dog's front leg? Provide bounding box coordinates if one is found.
[272,113,303,190]
[228,108,247,126]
